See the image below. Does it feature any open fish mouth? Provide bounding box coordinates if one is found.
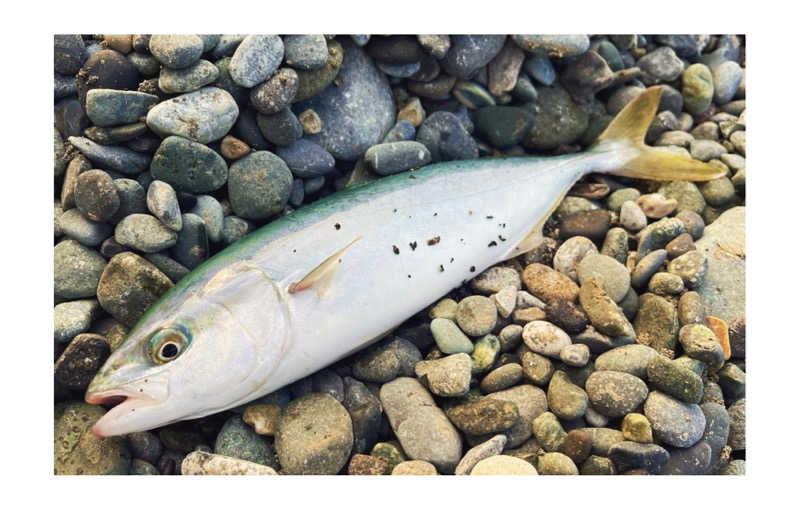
[85,389,159,437]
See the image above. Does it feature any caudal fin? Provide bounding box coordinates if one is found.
[590,86,726,182]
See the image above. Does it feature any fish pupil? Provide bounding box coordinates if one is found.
[161,343,179,358]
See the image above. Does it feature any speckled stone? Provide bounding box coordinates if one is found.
[608,441,669,474]
[484,384,548,447]
[577,253,631,303]
[96,252,173,327]
[228,151,293,220]
[633,293,680,353]
[644,391,706,448]
[415,353,472,397]
[553,236,598,282]
[146,87,239,144]
[547,370,587,420]
[54,299,99,344]
[532,411,566,452]
[579,277,635,339]
[431,317,474,354]
[537,452,578,475]
[54,402,131,474]
[585,371,649,418]
[646,355,703,404]
[114,213,177,253]
[54,239,107,299]
[522,263,579,304]
[522,321,572,358]
[594,344,659,379]
[622,413,653,443]
[454,435,507,475]
[678,324,725,367]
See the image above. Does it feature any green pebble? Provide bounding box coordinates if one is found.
[453,80,496,109]
[431,317,474,354]
[532,412,567,452]
[537,452,578,475]
[682,63,714,115]
[54,402,131,475]
[658,181,706,215]
[471,334,500,373]
[371,441,406,470]
[646,355,704,404]
[473,106,535,149]
[621,413,653,443]
[647,272,685,295]
[215,416,278,468]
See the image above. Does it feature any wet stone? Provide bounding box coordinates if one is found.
[547,370,588,420]
[158,59,219,94]
[57,209,113,247]
[146,180,182,231]
[546,299,588,334]
[416,111,478,163]
[594,344,659,380]
[228,35,284,88]
[562,429,592,465]
[440,35,506,79]
[523,84,589,152]
[54,333,110,391]
[96,252,173,327]
[54,402,131,475]
[658,181,706,216]
[619,201,647,232]
[622,413,653,443]
[75,49,140,106]
[347,454,389,475]
[283,35,328,71]
[580,455,616,475]
[68,136,150,175]
[600,228,629,265]
[85,89,159,127]
[646,355,703,404]
[115,213,177,253]
[662,441,712,475]
[149,34,204,69]
[228,151,293,220]
[633,293,679,353]
[54,239,107,299]
[608,441,669,474]
[54,299,99,344]
[512,34,589,58]
[364,141,432,176]
[250,68,299,114]
[717,362,746,401]
[146,87,239,144]
[190,195,224,244]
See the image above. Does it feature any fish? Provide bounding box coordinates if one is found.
[85,86,725,437]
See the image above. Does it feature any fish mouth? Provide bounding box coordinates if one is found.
[85,389,160,437]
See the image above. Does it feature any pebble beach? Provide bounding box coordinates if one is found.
[53,33,746,476]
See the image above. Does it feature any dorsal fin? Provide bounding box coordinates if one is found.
[288,236,361,297]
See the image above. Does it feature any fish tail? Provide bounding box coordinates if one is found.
[589,86,726,182]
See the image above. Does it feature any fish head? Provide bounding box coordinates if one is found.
[86,262,291,436]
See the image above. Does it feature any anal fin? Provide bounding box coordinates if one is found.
[288,236,362,297]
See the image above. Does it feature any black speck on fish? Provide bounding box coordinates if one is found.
[498,235,507,242]
[450,257,454,263]
[407,274,412,278]
[488,241,497,247]
[393,208,397,213]
[392,245,399,255]
[486,215,494,219]
[427,236,440,246]
[409,241,417,251]
[409,174,416,179]
[439,265,444,272]
[469,266,476,272]
[433,212,438,216]
[334,223,341,230]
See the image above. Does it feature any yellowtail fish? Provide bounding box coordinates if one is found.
[85,86,724,436]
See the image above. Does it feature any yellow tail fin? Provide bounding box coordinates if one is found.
[590,86,726,182]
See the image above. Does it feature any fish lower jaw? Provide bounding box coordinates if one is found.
[84,389,159,437]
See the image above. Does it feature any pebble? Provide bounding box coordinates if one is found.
[453,80,496,109]
[648,273,685,296]
[171,213,208,269]
[149,34,204,69]
[213,415,277,468]
[511,34,589,57]
[634,293,679,352]
[54,239,106,299]
[580,455,615,475]
[676,292,705,327]
[283,35,328,70]
[484,384,547,447]
[407,74,457,100]
[146,87,239,144]
[532,411,567,452]
[665,232,696,260]
[219,216,252,246]
[621,413,653,443]
[579,277,635,339]
[594,344,659,379]
[342,377,382,454]
[54,73,77,100]
[391,460,438,475]
[430,298,458,320]
[717,362,746,401]
[713,61,743,104]
[209,35,245,59]
[608,441,669,474]
[656,130,694,148]
[431,317,474,354]
[96,252,173,327]
[470,334,500,373]
[275,140,336,180]
[72,170,118,223]
[54,402,131,474]
[619,200,647,232]
[678,324,725,367]
[440,35,506,78]
[416,111,478,162]
[227,34,284,88]
[256,108,302,146]
[493,286,518,319]
[455,296,497,337]
[353,337,420,382]
[577,253,630,303]
[396,98,425,128]
[446,396,519,436]
[553,236,598,282]
[700,177,735,207]
[523,84,589,151]
[366,35,424,64]
[68,136,150,175]
[701,402,730,466]
[522,54,555,85]
[189,195,224,243]
[274,393,353,474]
[596,40,623,71]
[600,228,629,265]
[487,40,525,95]
[473,106,535,149]
[115,213,177,252]
[558,343,589,368]
[181,451,277,475]
[85,89,159,127]
[54,34,87,74]
[454,435,506,475]
[537,452,578,475]
[631,249,667,288]
[646,355,703,404]
[470,266,521,295]
[682,63,714,115]
[57,208,113,247]
[637,46,684,83]
[691,121,720,141]
[520,350,554,386]
[689,140,727,162]
[214,57,250,107]
[662,441,712,474]
[228,151,293,220]
[585,371,648,418]
[471,455,538,475]
[54,333,110,390]
[547,370,587,420]
[560,209,610,244]
[414,353,472,397]
[250,68,299,114]
[644,391,706,448]
[75,49,140,106]
[480,363,523,393]
[125,431,162,465]
[522,320,571,358]
[561,428,592,465]
[147,180,182,231]
[296,38,394,161]
[127,52,160,77]
[85,122,148,146]
[658,182,706,217]
[522,263,579,304]
[292,39,343,102]
[667,250,708,289]
[158,59,219,93]
[54,299,99,343]
[380,378,462,473]
[415,35,449,59]
[726,397,746,451]
[364,141,432,175]
[347,454,389,475]
[582,427,624,456]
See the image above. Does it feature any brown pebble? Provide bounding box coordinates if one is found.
[74,169,120,222]
[665,232,696,259]
[220,135,251,160]
[728,317,745,359]
[102,34,133,54]
[54,333,111,391]
[512,306,547,325]
[242,403,281,436]
[578,277,635,338]
[397,97,426,127]
[677,291,705,326]
[347,454,389,475]
[705,315,731,360]
[559,210,611,243]
[522,263,579,304]
[561,429,592,465]
[298,109,322,134]
[636,193,678,219]
[545,299,589,334]
[407,74,457,100]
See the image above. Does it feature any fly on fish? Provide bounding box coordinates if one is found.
[85,86,725,437]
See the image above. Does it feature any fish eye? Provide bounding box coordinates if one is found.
[149,327,190,364]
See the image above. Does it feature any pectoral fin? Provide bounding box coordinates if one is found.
[288,236,362,297]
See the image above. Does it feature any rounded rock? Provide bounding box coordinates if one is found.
[644,391,706,448]
[455,296,498,337]
[146,87,239,144]
[149,34,204,69]
[74,170,119,222]
[114,213,177,253]
[522,321,571,358]
[75,49,140,106]
[215,416,278,468]
[364,141,432,176]
[250,68,299,114]
[430,317,474,354]
[54,402,131,474]
[536,452,578,475]
[682,63,714,115]
[585,371,649,418]
[146,180,182,231]
[54,239,107,299]
[577,253,630,303]
[96,252,173,327]
[553,236,598,282]
[471,455,537,475]
[228,151,293,220]
[158,59,220,93]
